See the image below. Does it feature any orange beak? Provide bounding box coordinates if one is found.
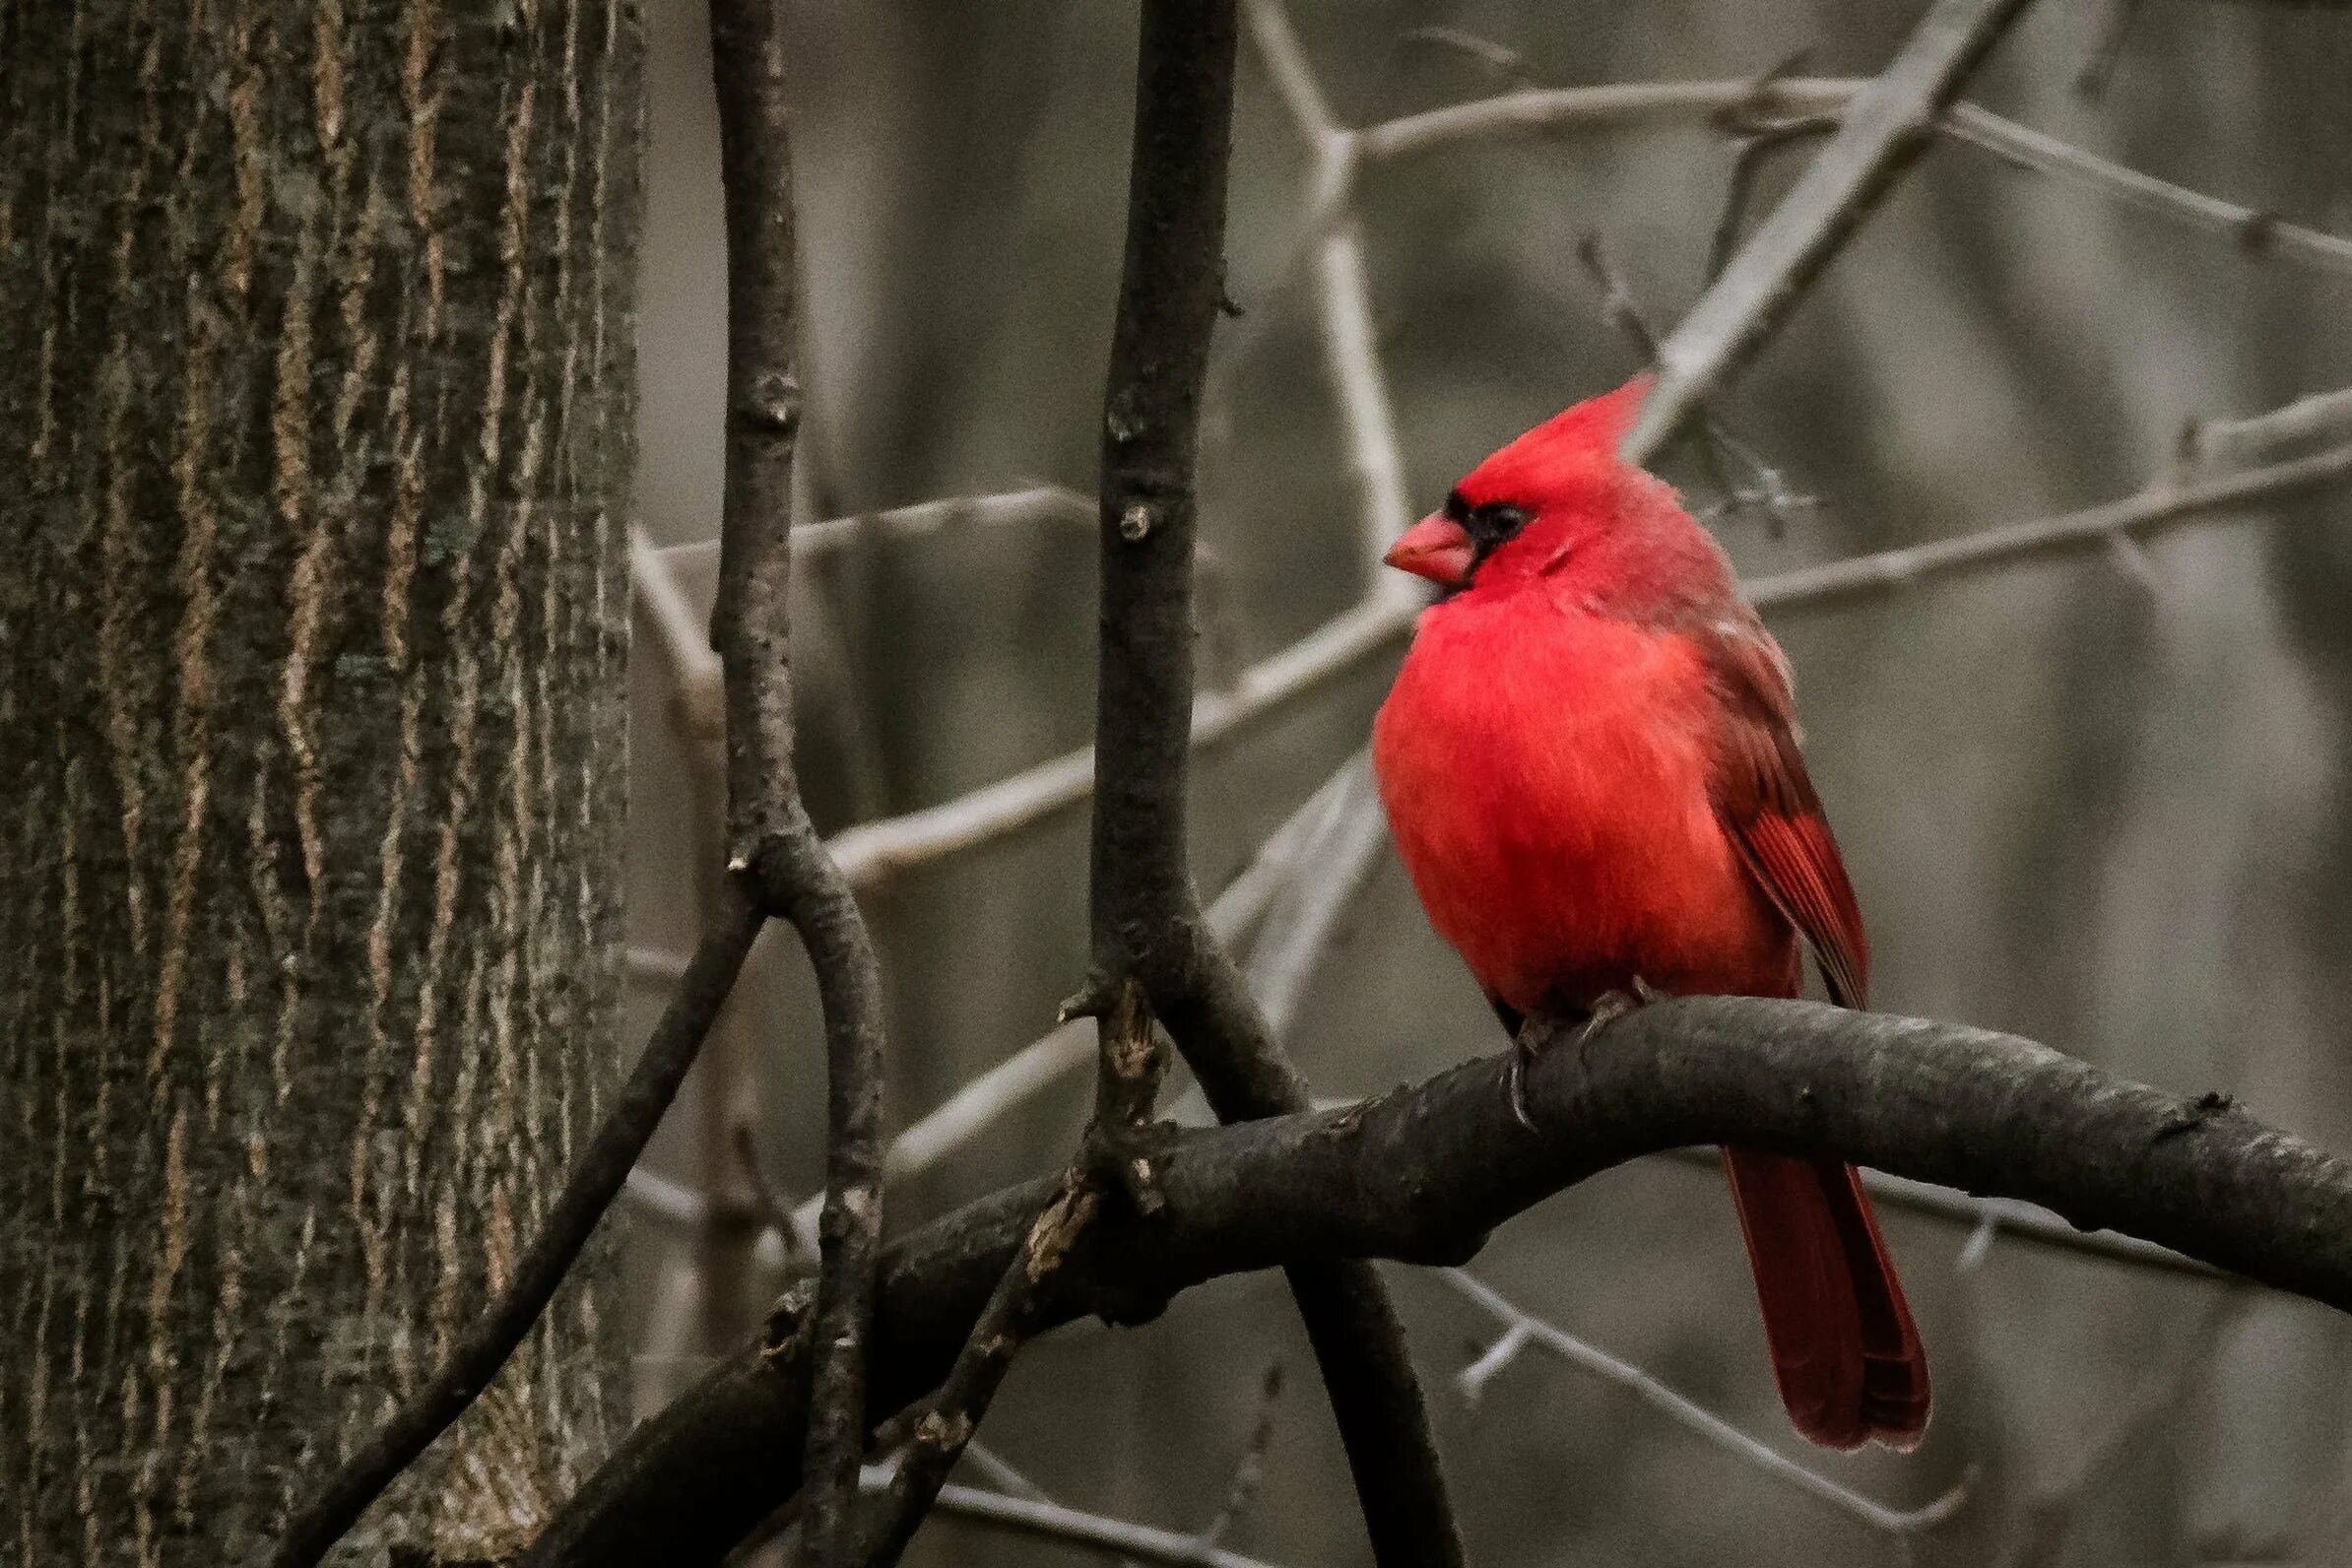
[1383,514,1475,589]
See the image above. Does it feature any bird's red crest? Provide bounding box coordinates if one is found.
[1454,373,1654,510]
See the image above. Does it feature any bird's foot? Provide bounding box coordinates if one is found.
[1504,981,1660,1133]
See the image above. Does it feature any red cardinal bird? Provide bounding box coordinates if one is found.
[1370,376,1929,1452]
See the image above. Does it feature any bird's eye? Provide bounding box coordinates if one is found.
[1465,501,1529,549]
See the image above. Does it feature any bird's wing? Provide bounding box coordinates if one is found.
[1700,613,1870,1010]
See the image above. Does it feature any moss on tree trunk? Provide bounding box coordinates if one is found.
[0,1,643,1560]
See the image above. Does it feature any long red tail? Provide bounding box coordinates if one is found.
[1721,1147,1930,1451]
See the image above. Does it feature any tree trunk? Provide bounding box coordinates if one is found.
[0,2,642,1562]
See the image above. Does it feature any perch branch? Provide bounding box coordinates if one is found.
[526,995,2352,1566]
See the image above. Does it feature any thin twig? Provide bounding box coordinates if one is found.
[705,4,886,1559]
[629,945,696,985]
[920,1483,1292,1568]
[633,524,729,750]
[1646,1142,2224,1277]
[854,1181,1101,1567]
[1441,1271,1970,1535]
[267,902,764,1568]
[823,598,1414,887]
[1354,79,2352,281]
[1574,233,1813,531]
[2184,385,2352,467]
[1746,439,2352,609]
[1197,1362,1286,1549]
[657,486,1096,571]
[2072,0,2146,98]
[855,982,1163,1564]
[627,1165,715,1230]
[1245,752,1389,1042]
[736,1120,819,1266]
[1625,0,2045,461]
[958,1443,1055,1504]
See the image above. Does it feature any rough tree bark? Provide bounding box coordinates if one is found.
[0,2,643,1563]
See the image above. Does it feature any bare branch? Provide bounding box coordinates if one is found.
[703,4,885,1558]
[656,486,1096,572]
[918,1484,1292,1568]
[1746,438,2352,610]
[854,1180,1099,1567]
[1355,79,2352,281]
[737,1120,820,1267]
[2185,385,2352,467]
[626,1165,716,1231]
[793,754,1370,1246]
[628,945,696,985]
[1245,752,1388,1041]
[527,994,2352,1566]
[825,597,1414,887]
[268,901,764,1568]
[1197,1362,1285,1549]
[852,981,1168,1565]
[1624,0,2044,461]
[1086,6,1459,1562]
[632,524,728,749]
[1439,1271,1969,1535]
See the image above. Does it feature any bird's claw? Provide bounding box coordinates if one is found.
[1503,980,1662,1134]
[1506,1033,1540,1132]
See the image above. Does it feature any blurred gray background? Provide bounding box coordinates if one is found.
[620,2,2352,1563]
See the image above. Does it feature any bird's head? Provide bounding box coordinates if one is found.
[1383,375,1689,601]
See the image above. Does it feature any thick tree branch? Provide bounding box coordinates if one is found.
[703,2,888,1561]
[1085,6,1461,1563]
[267,903,763,1568]
[1624,0,2044,460]
[527,995,2352,1565]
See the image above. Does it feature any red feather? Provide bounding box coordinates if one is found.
[1372,378,1929,1452]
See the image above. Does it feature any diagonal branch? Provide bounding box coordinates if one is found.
[849,982,1163,1565]
[526,994,2352,1566]
[1439,1270,1970,1534]
[1624,0,2044,461]
[703,2,887,1559]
